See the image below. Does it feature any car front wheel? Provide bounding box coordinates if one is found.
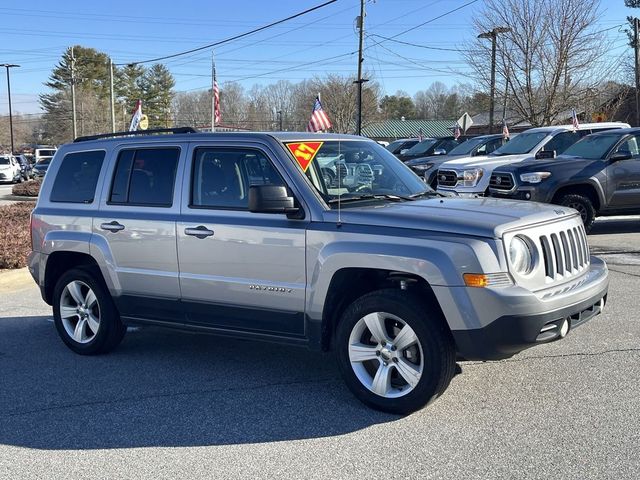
[556,193,596,232]
[336,289,456,414]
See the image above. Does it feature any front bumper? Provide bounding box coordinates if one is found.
[435,256,609,360]
[489,186,547,202]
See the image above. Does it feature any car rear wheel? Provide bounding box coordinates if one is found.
[336,289,456,414]
[53,268,126,355]
[556,193,596,232]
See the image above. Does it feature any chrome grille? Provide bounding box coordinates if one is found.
[489,172,515,191]
[539,225,590,281]
[437,169,458,187]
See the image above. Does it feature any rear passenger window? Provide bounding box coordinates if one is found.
[109,148,179,207]
[542,132,580,154]
[50,150,105,203]
[191,148,285,209]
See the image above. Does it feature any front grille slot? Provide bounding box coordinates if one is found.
[489,172,515,190]
[538,223,590,283]
[437,170,458,187]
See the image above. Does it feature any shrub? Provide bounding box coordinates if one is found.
[12,179,41,197]
[0,202,33,269]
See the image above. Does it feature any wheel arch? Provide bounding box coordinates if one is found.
[551,182,603,212]
[44,251,102,305]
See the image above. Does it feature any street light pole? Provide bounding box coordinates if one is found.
[1,64,20,154]
[478,27,511,134]
[354,0,366,135]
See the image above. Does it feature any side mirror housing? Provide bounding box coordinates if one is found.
[609,152,632,162]
[433,148,447,156]
[535,150,556,160]
[248,185,302,219]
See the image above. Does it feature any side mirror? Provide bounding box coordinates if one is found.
[433,148,447,156]
[248,185,302,218]
[535,150,556,160]
[609,152,632,162]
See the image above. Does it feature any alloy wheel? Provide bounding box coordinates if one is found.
[59,280,101,344]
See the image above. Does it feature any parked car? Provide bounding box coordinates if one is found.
[396,136,471,162]
[385,138,420,155]
[15,154,33,180]
[32,158,52,178]
[406,134,509,188]
[29,128,608,414]
[34,146,57,164]
[488,128,640,231]
[436,122,629,196]
[0,155,21,183]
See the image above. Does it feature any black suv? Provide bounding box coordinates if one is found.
[488,128,640,231]
[396,136,471,162]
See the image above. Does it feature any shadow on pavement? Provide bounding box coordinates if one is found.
[589,218,640,235]
[0,315,397,450]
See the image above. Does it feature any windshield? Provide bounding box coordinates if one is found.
[492,132,548,155]
[447,137,489,156]
[562,134,622,160]
[38,150,56,157]
[0,158,9,165]
[386,140,406,152]
[36,159,51,166]
[293,140,431,206]
[404,139,437,155]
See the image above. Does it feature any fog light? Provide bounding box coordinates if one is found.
[525,192,531,199]
[559,319,570,338]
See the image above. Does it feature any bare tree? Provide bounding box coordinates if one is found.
[172,90,211,128]
[467,0,607,126]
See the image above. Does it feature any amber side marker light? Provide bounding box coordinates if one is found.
[463,273,513,288]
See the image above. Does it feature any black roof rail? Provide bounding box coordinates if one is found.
[73,127,199,143]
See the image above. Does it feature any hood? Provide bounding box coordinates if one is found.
[439,153,530,170]
[498,155,599,174]
[322,196,577,238]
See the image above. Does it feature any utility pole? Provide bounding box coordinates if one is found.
[478,27,511,134]
[635,18,640,127]
[70,46,78,139]
[277,110,283,130]
[354,0,367,136]
[0,64,19,154]
[109,59,116,133]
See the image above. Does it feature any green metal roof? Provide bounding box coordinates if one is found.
[362,119,456,139]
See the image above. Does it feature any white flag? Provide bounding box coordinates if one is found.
[129,100,143,131]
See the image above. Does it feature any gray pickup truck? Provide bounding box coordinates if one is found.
[28,128,608,414]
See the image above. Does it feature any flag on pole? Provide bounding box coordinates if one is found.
[502,118,510,139]
[571,108,580,131]
[212,52,221,131]
[453,122,461,140]
[306,96,332,132]
[129,100,143,131]
[417,127,424,142]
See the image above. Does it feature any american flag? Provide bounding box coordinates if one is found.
[571,108,580,131]
[417,127,424,142]
[306,96,332,132]
[212,56,221,127]
[129,100,142,131]
[502,118,510,139]
[453,122,461,140]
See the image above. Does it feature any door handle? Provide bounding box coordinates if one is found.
[185,225,214,239]
[100,221,125,232]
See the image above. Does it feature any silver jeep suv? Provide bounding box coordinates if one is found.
[28,128,608,414]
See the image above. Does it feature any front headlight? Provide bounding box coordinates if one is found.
[520,172,551,183]
[462,168,484,187]
[509,235,534,275]
[411,163,434,172]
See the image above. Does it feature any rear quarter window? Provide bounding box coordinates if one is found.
[50,150,105,203]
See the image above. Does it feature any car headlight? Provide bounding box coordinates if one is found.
[520,172,551,183]
[462,168,484,187]
[509,236,534,275]
[411,163,434,172]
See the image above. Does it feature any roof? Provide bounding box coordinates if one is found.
[361,120,456,139]
[590,127,640,136]
[522,122,630,133]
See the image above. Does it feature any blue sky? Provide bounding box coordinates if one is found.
[0,0,635,114]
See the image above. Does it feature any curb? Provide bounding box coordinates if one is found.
[2,195,37,202]
[0,267,34,292]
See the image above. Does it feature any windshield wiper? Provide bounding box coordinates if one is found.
[408,190,443,199]
[327,194,408,204]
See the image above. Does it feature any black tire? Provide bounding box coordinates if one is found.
[52,267,126,355]
[556,193,596,232]
[335,289,456,414]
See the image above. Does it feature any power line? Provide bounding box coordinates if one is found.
[113,0,338,66]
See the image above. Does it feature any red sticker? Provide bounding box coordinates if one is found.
[285,142,324,172]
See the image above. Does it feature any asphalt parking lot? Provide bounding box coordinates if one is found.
[0,217,638,479]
